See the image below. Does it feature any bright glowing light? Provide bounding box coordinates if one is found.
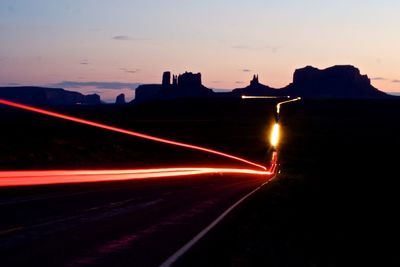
[270,123,280,147]
[0,99,266,170]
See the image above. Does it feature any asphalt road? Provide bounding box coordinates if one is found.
[0,173,272,267]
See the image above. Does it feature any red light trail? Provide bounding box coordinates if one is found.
[0,99,280,187]
[0,99,265,170]
[0,158,277,187]
[0,152,277,187]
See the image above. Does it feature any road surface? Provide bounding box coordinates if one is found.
[0,97,290,266]
[0,173,274,267]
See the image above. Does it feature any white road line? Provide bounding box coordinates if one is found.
[158,176,276,267]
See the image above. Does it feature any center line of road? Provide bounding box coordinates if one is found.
[0,226,25,236]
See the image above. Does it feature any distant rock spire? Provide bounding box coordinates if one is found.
[172,75,178,86]
[115,93,126,104]
[250,74,259,86]
[162,71,171,87]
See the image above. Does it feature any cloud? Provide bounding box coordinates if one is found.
[235,81,245,84]
[86,90,103,95]
[120,68,140,74]
[240,69,252,72]
[112,35,132,41]
[211,81,223,84]
[392,79,400,83]
[112,35,149,41]
[371,77,386,81]
[51,81,141,90]
[79,59,90,65]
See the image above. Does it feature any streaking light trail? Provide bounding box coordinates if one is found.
[276,97,301,115]
[242,96,301,148]
[0,155,278,186]
[0,99,265,170]
[241,95,301,115]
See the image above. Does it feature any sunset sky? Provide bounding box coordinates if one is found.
[1,0,399,101]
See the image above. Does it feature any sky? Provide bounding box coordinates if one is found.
[1,0,400,102]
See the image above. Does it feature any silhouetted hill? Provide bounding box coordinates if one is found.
[134,72,214,103]
[0,87,102,105]
[231,75,281,96]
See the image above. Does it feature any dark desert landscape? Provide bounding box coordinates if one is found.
[1,1,400,266]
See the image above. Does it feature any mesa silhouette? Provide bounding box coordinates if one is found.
[232,65,389,98]
[134,65,391,103]
[0,65,393,106]
[134,71,214,103]
[0,87,101,106]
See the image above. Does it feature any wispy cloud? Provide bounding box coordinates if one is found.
[120,68,140,74]
[235,81,245,84]
[240,69,252,72]
[112,35,149,41]
[392,79,400,83]
[51,81,141,90]
[112,35,132,41]
[371,77,386,81]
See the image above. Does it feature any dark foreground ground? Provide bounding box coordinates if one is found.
[0,98,276,170]
[176,99,400,266]
[1,98,400,266]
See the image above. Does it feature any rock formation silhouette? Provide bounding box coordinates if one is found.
[0,87,102,106]
[231,74,281,97]
[0,65,393,106]
[115,93,126,104]
[134,71,213,103]
[284,65,388,98]
[232,65,391,99]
